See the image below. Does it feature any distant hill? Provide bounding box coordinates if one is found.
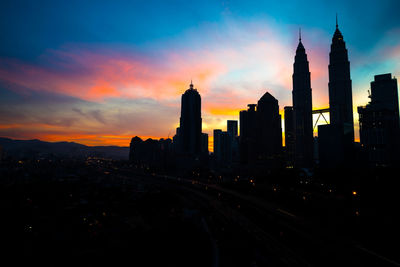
[0,137,129,160]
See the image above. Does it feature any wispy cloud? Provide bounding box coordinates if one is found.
[0,17,397,146]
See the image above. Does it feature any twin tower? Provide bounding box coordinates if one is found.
[287,19,354,168]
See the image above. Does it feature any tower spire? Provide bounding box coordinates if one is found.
[190,79,193,89]
[336,13,338,29]
[299,27,301,42]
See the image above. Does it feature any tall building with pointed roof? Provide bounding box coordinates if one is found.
[328,17,354,142]
[318,17,355,168]
[178,81,202,155]
[292,29,314,167]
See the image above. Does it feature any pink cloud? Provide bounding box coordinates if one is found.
[0,19,337,146]
[0,19,332,114]
[0,47,227,102]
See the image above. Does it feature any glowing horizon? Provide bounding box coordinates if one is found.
[0,1,398,151]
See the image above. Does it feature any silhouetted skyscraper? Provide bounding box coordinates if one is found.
[213,129,232,166]
[227,120,238,138]
[318,18,354,168]
[213,129,222,162]
[240,104,257,164]
[284,106,295,166]
[201,133,209,154]
[370,73,399,113]
[178,81,202,155]
[239,93,282,168]
[358,74,400,166]
[328,17,354,142]
[257,92,282,162]
[227,120,239,163]
[292,31,314,167]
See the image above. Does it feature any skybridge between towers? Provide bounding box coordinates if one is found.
[312,108,330,130]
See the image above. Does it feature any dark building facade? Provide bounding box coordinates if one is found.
[213,129,232,166]
[213,129,222,163]
[201,133,209,155]
[227,120,240,163]
[284,106,295,167]
[177,82,202,156]
[319,20,354,168]
[370,73,399,112]
[358,74,400,166]
[129,136,173,170]
[213,120,239,168]
[328,19,354,142]
[240,104,258,164]
[239,93,282,168]
[257,92,282,162]
[318,124,345,168]
[292,33,314,168]
[227,120,238,138]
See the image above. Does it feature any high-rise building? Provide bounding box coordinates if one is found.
[239,104,257,164]
[318,18,354,168]
[201,133,209,154]
[257,92,282,161]
[213,129,222,162]
[227,120,240,163]
[358,74,400,166]
[328,17,354,142]
[178,81,202,155]
[284,106,295,166]
[213,129,232,166]
[292,31,314,167]
[370,73,399,112]
[239,93,282,167]
[227,120,238,138]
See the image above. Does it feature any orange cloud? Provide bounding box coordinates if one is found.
[0,21,336,146]
[208,108,242,116]
[88,83,120,99]
[0,123,167,147]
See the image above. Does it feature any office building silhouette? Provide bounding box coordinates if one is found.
[240,104,258,164]
[227,120,238,138]
[176,81,202,156]
[318,18,354,168]
[201,133,209,154]
[227,120,240,163]
[213,129,223,163]
[213,120,239,168]
[257,92,283,162]
[213,129,232,166]
[328,18,354,141]
[284,106,295,167]
[239,93,282,168]
[292,30,314,168]
[358,74,400,166]
[129,136,173,170]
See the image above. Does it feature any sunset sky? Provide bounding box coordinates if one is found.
[1,0,400,150]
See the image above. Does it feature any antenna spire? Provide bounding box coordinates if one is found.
[336,13,338,29]
[299,27,301,42]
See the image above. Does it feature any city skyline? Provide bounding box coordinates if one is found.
[1,1,400,151]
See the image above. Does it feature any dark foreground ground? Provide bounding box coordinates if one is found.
[1,159,400,266]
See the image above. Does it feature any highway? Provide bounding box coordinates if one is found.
[153,173,400,266]
[98,164,400,266]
